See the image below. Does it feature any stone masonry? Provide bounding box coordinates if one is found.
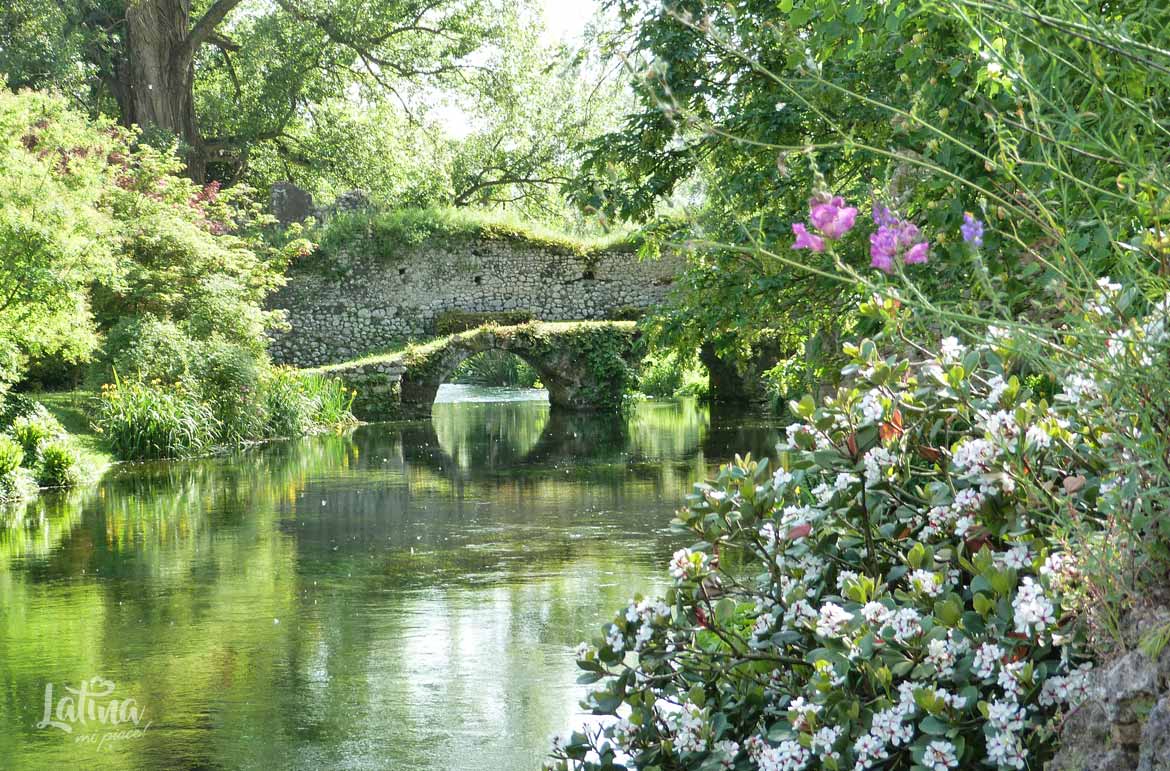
[267,235,682,367]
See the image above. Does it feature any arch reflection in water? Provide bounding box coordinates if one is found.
[0,391,780,771]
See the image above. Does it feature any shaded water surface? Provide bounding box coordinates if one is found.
[0,389,780,770]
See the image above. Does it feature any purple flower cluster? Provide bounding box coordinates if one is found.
[869,204,930,273]
[961,212,985,247]
[791,195,858,253]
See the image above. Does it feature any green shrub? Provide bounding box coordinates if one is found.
[93,317,196,387]
[10,407,65,458]
[433,310,535,336]
[95,380,218,460]
[0,434,32,501]
[300,374,357,428]
[193,341,269,444]
[34,441,80,488]
[555,329,1099,771]
[637,352,686,397]
[262,368,319,438]
[0,392,39,431]
[636,352,708,398]
[0,434,23,476]
[261,368,354,437]
[450,350,540,387]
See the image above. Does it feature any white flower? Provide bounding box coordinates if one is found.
[888,607,923,643]
[985,375,1008,402]
[954,515,975,538]
[812,725,842,760]
[999,660,1026,698]
[605,624,625,652]
[669,548,706,580]
[815,602,854,638]
[714,739,740,769]
[861,601,891,626]
[852,733,888,768]
[864,446,896,487]
[926,638,957,677]
[673,705,707,754]
[1012,577,1056,637]
[1025,424,1052,449]
[988,698,1025,733]
[574,641,590,659]
[974,642,1004,680]
[952,438,996,475]
[986,731,1027,769]
[940,336,965,364]
[908,569,943,597]
[870,706,913,746]
[773,468,794,490]
[1000,544,1031,570]
[922,739,959,770]
[1060,373,1098,404]
[859,390,884,423]
[757,739,810,771]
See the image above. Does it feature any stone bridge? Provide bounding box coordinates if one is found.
[308,321,640,421]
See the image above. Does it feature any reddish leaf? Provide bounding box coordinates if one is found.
[786,523,812,541]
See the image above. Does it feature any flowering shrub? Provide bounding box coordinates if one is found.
[550,314,1103,771]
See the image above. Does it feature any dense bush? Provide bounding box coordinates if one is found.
[554,321,1106,770]
[95,366,356,461]
[0,435,32,501]
[34,441,79,488]
[95,380,219,460]
[637,352,708,399]
[10,406,65,458]
[94,317,196,387]
[450,350,540,388]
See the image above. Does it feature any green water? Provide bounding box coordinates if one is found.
[0,388,780,770]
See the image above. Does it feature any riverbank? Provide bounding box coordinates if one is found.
[36,390,116,474]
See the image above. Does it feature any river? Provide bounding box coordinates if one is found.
[0,387,779,770]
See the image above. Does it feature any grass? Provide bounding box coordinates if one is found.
[30,391,116,474]
[306,206,643,271]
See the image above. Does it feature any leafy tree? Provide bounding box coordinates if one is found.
[577,0,1170,398]
[0,0,516,181]
[0,89,121,372]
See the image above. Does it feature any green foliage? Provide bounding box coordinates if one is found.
[195,342,270,445]
[95,380,219,461]
[33,440,79,488]
[555,328,1102,770]
[93,317,196,387]
[0,435,32,501]
[309,207,638,271]
[0,435,24,476]
[9,406,64,458]
[0,89,119,371]
[95,364,356,461]
[450,350,540,388]
[262,369,356,439]
[636,351,708,398]
[435,310,537,336]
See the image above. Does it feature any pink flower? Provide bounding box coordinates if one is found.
[905,241,930,264]
[872,203,897,227]
[896,222,920,248]
[870,227,897,262]
[792,223,826,253]
[870,252,894,273]
[809,196,858,239]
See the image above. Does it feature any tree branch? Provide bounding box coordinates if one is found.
[187,0,247,57]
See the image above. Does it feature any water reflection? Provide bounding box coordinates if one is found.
[0,392,779,770]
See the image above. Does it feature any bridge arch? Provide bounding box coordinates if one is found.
[310,322,640,421]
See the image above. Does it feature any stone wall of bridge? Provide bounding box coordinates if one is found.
[268,233,681,367]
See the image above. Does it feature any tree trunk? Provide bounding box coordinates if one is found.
[124,0,205,180]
